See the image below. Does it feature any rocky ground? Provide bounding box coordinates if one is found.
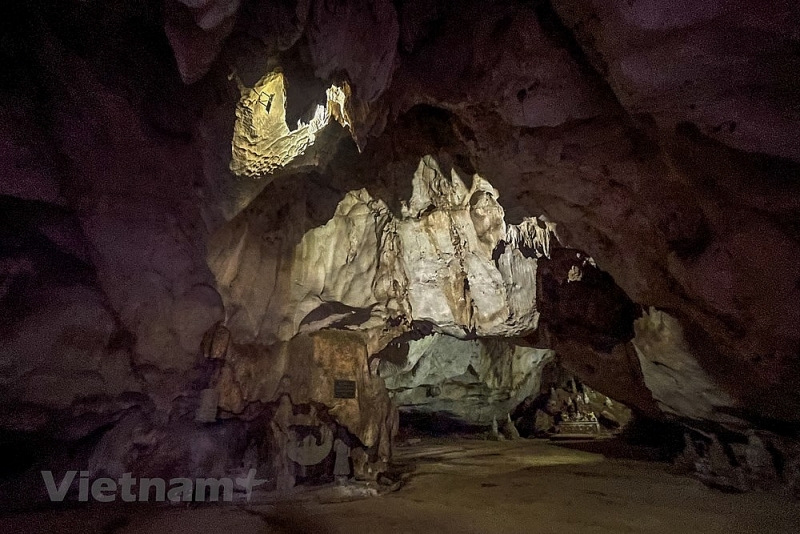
[3,438,800,534]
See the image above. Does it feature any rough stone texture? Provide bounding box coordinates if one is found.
[210,155,555,348]
[552,0,800,161]
[632,308,738,423]
[675,428,800,496]
[229,69,352,180]
[386,0,613,130]
[197,0,800,436]
[305,0,399,105]
[2,285,124,410]
[0,112,64,205]
[379,333,554,424]
[164,0,239,84]
[87,411,249,481]
[214,330,394,452]
[0,3,231,487]
[556,341,661,419]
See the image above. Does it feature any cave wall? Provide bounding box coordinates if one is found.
[0,1,233,489]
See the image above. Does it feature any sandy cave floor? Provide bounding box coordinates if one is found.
[3,438,800,533]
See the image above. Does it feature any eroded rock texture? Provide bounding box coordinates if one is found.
[632,308,737,423]
[214,330,394,453]
[229,69,353,179]
[209,154,556,347]
[379,334,554,425]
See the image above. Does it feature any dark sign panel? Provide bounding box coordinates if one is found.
[333,379,356,399]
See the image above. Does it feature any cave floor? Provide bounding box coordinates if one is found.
[4,438,800,533]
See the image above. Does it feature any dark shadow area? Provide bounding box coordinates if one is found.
[536,248,640,352]
[398,410,488,439]
[552,437,673,463]
[0,196,97,332]
[321,103,477,217]
[550,415,686,463]
[279,49,331,129]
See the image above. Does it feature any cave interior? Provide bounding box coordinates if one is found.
[2,0,800,532]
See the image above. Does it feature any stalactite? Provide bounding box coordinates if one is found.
[505,216,561,259]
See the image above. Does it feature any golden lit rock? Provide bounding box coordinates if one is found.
[214,330,394,450]
[229,69,356,179]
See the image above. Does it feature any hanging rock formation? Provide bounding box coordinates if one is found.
[632,308,738,424]
[213,330,395,455]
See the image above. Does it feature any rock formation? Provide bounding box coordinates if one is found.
[209,154,558,348]
[229,69,354,179]
[379,334,555,425]
[632,308,738,423]
[214,330,394,452]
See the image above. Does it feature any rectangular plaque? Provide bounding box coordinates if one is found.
[333,379,356,399]
[194,388,219,423]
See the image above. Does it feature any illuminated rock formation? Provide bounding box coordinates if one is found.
[213,330,395,455]
[229,69,355,179]
[632,308,738,423]
[211,155,559,346]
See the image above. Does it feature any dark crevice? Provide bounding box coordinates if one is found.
[528,0,612,86]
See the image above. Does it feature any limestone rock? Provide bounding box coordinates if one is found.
[396,157,548,337]
[351,446,384,481]
[500,414,521,440]
[229,69,354,179]
[4,0,800,501]
[80,198,217,374]
[534,410,555,436]
[0,113,63,205]
[1,286,117,410]
[88,412,249,480]
[632,308,738,423]
[164,0,238,84]
[306,0,398,105]
[201,321,232,359]
[214,330,394,450]
[380,333,554,425]
[212,155,558,345]
[304,0,399,145]
[552,0,800,161]
[557,340,663,419]
[171,284,225,353]
[286,422,333,466]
